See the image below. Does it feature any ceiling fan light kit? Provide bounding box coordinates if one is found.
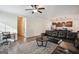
[33,9,37,12]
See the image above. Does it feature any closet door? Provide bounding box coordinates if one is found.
[17,16,24,41]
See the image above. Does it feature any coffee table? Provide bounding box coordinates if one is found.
[36,36,48,47]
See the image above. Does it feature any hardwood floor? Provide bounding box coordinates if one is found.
[27,35,40,42]
[0,40,58,54]
[0,35,79,54]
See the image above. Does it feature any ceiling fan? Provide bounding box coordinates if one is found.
[25,5,45,14]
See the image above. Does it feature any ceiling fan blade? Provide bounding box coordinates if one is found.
[38,11,42,13]
[31,5,37,9]
[31,5,33,7]
[25,9,33,10]
[34,5,37,9]
[38,8,45,10]
[32,11,34,14]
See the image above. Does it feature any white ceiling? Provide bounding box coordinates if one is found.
[0,5,79,18]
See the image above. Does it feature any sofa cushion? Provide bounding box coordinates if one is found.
[67,32,77,40]
[57,30,67,39]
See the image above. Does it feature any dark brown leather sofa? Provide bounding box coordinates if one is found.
[42,29,77,44]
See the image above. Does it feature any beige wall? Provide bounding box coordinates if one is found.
[26,17,49,37]
[26,15,79,37]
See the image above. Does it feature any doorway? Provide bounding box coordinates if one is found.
[17,16,26,42]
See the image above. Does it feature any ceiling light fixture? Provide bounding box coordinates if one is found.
[33,9,37,12]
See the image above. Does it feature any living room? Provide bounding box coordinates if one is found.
[0,5,79,54]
